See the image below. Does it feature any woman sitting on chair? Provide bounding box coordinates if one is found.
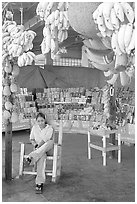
[25,112,54,194]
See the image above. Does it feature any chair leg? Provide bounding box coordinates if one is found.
[52,144,58,182]
[102,136,107,166]
[118,133,121,163]
[88,131,91,159]
[19,143,25,176]
[57,146,62,177]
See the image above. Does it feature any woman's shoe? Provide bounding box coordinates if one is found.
[35,184,43,194]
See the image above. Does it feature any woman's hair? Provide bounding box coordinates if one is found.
[36,112,47,124]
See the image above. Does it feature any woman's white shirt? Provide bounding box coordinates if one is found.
[30,124,53,144]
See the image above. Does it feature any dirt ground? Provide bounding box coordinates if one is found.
[2,130,135,202]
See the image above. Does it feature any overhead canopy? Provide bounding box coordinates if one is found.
[17,65,107,89]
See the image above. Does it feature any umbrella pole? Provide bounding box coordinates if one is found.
[46,52,53,65]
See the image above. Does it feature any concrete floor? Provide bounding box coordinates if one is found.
[2,130,135,202]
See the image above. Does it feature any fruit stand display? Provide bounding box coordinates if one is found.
[2,2,135,180]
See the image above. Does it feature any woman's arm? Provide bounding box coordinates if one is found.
[38,126,54,147]
[37,140,45,148]
[30,126,37,147]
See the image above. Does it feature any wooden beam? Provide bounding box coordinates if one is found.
[24,15,44,31]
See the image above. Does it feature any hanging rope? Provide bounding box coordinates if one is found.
[20,3,23,25]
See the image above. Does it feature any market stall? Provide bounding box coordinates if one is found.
[2,2,135,180]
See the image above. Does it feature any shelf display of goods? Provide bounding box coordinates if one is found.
[36,2,69,60]
[18,88,37,121]
[2,16,36,125]
[115,87,135,125]
[35,85,116,130]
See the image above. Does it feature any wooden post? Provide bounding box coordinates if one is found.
[5,120,12,180]
[109,86,116,159]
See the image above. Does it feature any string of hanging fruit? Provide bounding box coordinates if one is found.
[36,2,70,59]
[2,11,36,123]
[91,2,135,86]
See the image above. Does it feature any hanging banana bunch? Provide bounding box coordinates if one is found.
[36,2,70,59]
[93,2,135,38]
[93,2,135,54]
[2,15,36,124]
[2,20,36,67]
[93,2,135,86]
[2,57,21,123]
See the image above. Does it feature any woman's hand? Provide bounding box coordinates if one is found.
[34,144,39,149]
[30,139,37,148]
[38,140,45,148]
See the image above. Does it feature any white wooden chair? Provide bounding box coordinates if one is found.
[19,120,63,182]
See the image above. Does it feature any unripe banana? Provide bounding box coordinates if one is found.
[59,11,64,23]
[58,22,63,30]
[7,24,17,33]
[102,2,114,19]
[54,9,60,19]
[57,2,65,11]
[63,11,69,21]
[121,2,135,23]
[124,23,133,48]
[55,18,60,27]
[110,8,120,30]
[100,30,107,38]
[115,53,128,67]
[93,8,99,23]
[2,32,10,39]
[104,17,114,30]
[117,24,127,53]
[58,30,63,42]
[111,32,122,55]
[120,71,130,86]
[43,26,51,37]
[107,73,119,85]
[105,29,113,38]
[96,15,107,34]
[62,17,69,29]
[104,70,114,77]
[47,2,54,11]
[2,53,8,64]
[16,45,23,57]
[101,36,112,49]
[126,28,135,54]
[97,3,104,17]
[2,36,11,44]
[91,61,110,71]
[114,2,124,23]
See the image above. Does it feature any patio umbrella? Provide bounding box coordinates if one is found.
[17,65,47,89]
